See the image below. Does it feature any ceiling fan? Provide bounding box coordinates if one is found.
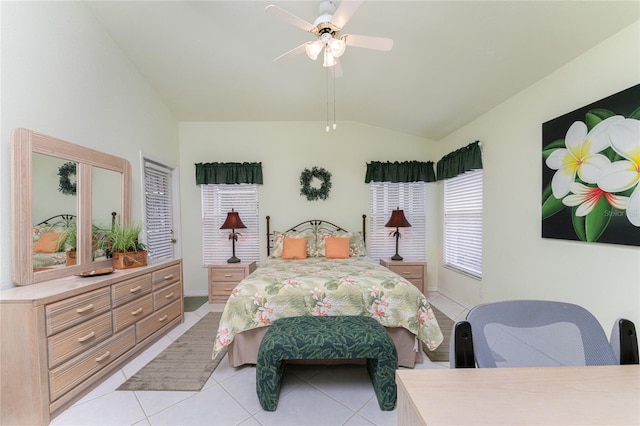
[265,0,394,70]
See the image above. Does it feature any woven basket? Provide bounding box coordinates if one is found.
[66,249,77,266]
[112,250,147,269]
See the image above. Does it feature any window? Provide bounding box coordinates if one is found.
[143,159,175,260]
[368,182,427,261]
[443,169,483,278]
[201,184,260,265]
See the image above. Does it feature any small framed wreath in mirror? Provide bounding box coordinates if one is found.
[300,166,332,201]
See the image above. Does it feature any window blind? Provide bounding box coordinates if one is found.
[443,169,483,278]
[368,182,427,261]
[201,184,260,265]
[144,161,174,260]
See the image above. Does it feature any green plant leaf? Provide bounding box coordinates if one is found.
[585,109,615,130]
[107,221,144,252]
[542,190,565,220]
[543,138,566,151]
[571,198,612,242]
[571,208,587,241]
[585,197,612,242]
[629,106,640,120]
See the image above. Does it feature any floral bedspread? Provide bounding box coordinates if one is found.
[212,257,444,359]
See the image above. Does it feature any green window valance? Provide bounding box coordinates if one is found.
[195,162,263,185]
[436,141,483,180]
[365,161,436,183]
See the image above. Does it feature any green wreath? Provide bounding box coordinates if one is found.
[58,162,77,195]
[300,167,332,201]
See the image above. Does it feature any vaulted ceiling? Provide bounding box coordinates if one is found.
[85,1,639,140]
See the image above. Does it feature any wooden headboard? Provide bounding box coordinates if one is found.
[266,214,366,256]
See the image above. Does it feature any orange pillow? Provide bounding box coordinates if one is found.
[33,232,63,253]
[325,237,350,259]
[281,238,307,259]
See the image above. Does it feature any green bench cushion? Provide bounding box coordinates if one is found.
[256,315,398,411]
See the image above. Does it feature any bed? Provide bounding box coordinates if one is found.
[32,214,76,271]
[213,216,444,368]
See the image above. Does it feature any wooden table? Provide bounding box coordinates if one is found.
[396,365,640,425]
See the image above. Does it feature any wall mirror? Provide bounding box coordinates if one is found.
[11,128,131,286]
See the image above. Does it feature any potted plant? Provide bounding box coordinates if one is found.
[106,222,147,269]
[57,223,78,266]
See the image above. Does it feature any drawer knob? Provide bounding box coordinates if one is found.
[158,314,168,322]
[164,292,174,299]
[95,351,111,362]
[223,274,232,278]
[129,285,142,293]
[163,274,173,280]
[77,331,96,342]
[76,303,94,313]
[131,307,144,316]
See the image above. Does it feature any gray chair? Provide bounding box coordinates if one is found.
[450,300,638,368]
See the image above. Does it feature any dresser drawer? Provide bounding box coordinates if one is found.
[211,282,238,299]
[387,265,424,279]
[111,274,152,307]
[210,268,246,282]
[47,311,113,368]
[136,300,182,342]
[154,282,182,310]
[112,294,154,332]
[152,264,181,290]
[49,326,135,402]
[45,288,111,336]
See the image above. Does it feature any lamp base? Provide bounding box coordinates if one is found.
[227,256,241,264]
[391,254,403,261]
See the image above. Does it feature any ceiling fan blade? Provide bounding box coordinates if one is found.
[342,34,394,51]
[331,0,363,29]
[273,43,308,63]
[265,5,315,32]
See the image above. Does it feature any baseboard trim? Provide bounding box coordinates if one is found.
[184,290,208,297]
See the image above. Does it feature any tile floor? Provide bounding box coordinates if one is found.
[50,292,468,426]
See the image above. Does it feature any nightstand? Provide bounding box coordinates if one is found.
[208,261,257,303]
[380,260,426,294]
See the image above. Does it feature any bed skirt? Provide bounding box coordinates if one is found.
[227,326,423,368]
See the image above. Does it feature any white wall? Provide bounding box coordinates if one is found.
[178,121,437,296]
[0,2,179,289]
[435,22,640,331]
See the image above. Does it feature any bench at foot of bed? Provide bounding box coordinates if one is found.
[256,315,398,411]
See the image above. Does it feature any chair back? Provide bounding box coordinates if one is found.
[467,300,617,368]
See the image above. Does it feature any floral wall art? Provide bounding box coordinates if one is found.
[542,84,640,246]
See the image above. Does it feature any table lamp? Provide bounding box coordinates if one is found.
[220,208,246,263]
[385,208,411,261]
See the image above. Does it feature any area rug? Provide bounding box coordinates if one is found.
[117,312,226,391]
[424,306,454,363]
[184,296,209,312]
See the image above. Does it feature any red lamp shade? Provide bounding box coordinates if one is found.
[220,209,247,230]
[385,209,412,229]
[385,208,411,261]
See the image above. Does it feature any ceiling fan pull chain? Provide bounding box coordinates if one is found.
[333,67,337,130]
[326,63,330,133]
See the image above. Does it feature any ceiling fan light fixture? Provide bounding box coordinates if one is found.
[328,37,346,58]
[305,40,323,60]
[322,48,336,67]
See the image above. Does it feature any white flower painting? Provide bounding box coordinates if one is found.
[542,84,640,246]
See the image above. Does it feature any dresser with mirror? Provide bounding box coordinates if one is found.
[0,129,184,425]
